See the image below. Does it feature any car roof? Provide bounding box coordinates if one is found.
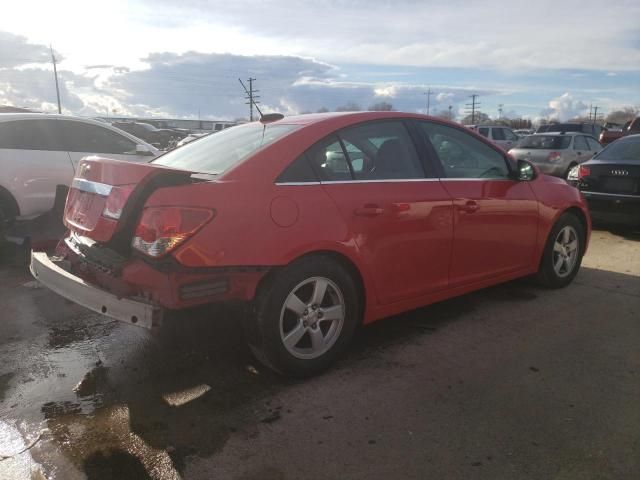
[0,112,107,125]
[270,111,438,127]
[532,131,584,136]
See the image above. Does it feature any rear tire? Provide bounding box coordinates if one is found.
[247,256,360,377]
[536,212,585,288]
[564,163,577,180]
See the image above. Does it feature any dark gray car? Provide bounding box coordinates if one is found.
[509,133,602,179]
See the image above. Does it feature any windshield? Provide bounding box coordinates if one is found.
[595,137,640,161]
[517,135,572,149]
[152,123,298,174]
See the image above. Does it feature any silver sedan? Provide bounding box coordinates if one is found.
[508,132,602,179]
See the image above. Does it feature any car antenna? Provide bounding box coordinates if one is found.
[238,78,284,126]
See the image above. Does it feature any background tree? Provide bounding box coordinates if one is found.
[316,107,330,113]
[460,112,491,125]
[368,101,394,111]
[605,107,640,126]
[335,102,362,112]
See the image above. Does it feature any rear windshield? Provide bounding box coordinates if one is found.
[595,137,640,161]
[543,124,582,133]
[517,135,572,149]
[152,123,298,174]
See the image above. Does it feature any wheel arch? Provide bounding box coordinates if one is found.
[256,249,368,323]
[0,185,20,220]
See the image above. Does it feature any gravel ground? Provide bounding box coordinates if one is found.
[0,227,638,480]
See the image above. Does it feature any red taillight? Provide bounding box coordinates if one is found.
[102,185,136,220]
[132,207,214,257]
[547,151,561,162]
[578,165,591,179]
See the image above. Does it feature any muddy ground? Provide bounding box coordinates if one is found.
[0,227,638,479]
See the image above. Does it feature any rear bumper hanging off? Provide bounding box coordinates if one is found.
[30,251,163,329]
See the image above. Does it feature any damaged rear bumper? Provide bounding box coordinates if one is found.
[30,251,163,329]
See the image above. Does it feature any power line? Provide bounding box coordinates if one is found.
[465,94,480,124]
[50,45,61,114]
[239,77,260,121]
[424,87,434,116]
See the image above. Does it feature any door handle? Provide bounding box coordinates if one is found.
[354,204,384,217]
[458,200,479,213]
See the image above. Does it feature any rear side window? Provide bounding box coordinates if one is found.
[478,127,490,138]
[0,119,66,151]
[418,121,510,179]
[306,136,352,181]
[58,121,138,154]
[573,136,588,150]
[276,154,318,183]
[338,121,423,180]
[586,137,601,151]
[492,128,506,141]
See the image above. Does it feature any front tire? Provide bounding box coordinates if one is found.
[248,256,360,377]
[536,212,585,288]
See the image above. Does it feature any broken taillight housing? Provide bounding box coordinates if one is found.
[578,165,591,179]
[132,207,214,257]
[102,185,136,220]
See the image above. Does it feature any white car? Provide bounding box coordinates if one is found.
[0,113,159,223]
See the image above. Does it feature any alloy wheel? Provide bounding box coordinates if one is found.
[552,225,579,278]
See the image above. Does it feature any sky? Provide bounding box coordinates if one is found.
[0,0,639,122]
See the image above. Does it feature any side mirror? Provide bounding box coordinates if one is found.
[136,144,155,156]
[516,159,537,181]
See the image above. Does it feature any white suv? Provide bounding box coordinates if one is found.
[472,125,520,151]
[0,114,159,224]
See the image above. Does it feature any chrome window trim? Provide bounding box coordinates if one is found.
[274,177,515,185]
[71,178,113,196]
[274,181,322,186]
[582,191,640,199]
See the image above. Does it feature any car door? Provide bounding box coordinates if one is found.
[306,120,454,305]
[416,121,539,287]
[572,135,591,163]
[58,120,154,170]
[585,136,603,159]
[0,119,74,217]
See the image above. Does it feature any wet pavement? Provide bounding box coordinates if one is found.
[0,228,639,479]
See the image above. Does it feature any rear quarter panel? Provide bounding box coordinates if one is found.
[529,174,591,258]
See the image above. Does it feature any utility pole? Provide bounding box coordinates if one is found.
[239,77,260,121]
[498,104,504,119]
[448,105,453,120]
[50,45,61,114]
[465,94,480,124]
[424,88,434,116]
[592,105,599,125]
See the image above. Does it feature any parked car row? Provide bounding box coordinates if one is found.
[0,113,159,227]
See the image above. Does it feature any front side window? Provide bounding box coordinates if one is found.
[153,123,298,174]
[418,121,510,179]
[478,127,490,138]
[504,128,519,141]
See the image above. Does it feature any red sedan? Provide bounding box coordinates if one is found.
[31,112,590,376]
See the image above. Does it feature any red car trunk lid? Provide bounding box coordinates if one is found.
[64,157,191,243]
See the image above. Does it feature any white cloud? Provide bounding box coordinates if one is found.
[540,92,589,122]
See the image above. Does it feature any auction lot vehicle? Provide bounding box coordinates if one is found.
[469,125,520,151]
[508,132,602,179]
[537,122,603,140]
[599,117,640,145]
[575,134,640,226]
[111,121,187,150]
[0,114,159,225]
[31,112,590,376]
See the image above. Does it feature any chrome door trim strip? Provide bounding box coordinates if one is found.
[71,178,113,196]
[582,191,640,199]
